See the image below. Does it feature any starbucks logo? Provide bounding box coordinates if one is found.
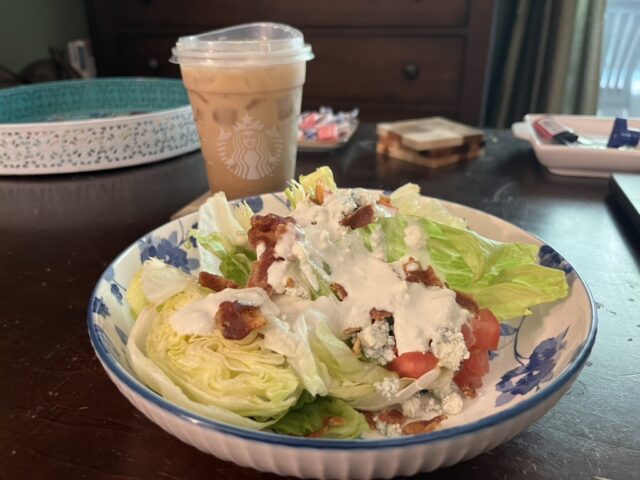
[217,114,282,180]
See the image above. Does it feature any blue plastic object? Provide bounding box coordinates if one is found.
[607,117,640,148]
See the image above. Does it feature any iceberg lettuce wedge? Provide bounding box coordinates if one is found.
[271,393,370,439]
[299,306,405,410]
[389,183,468,229]
[128,288,302,423]
[127,306,283,429]
[372,215,568,321]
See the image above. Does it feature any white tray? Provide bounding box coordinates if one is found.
[512,114,640,178]
[0,78,200,175]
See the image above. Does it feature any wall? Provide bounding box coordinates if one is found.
[0,0,88,73]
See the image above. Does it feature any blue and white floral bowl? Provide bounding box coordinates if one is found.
[0,78,200,175]
[87,192,596,479]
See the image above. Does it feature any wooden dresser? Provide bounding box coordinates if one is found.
[86,0,495,124]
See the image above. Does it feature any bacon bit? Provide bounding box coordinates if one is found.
[198,271,238,292]
[343,326,362,336]
[363,412,377,430]
[377,195,399,214]
[215,301,267,340]
[461,385,477,399]
[378,195,393,207]
[403,258,444,288]
[340,204,375,229]
[307,416,346,438]
[352,336,362,356]
[420,266,443,287]
[314,181,325,205]
[285,277,295,288]
[246,247,276,295]
[326,416,346,427]
[369,308,393,321]
[248,214,294,250]
[307,428,326,438]
[454,290,480,315]
[247,214,297,295]
[377,409,405,425]
[401,414,447,435]
[330,282,348,301]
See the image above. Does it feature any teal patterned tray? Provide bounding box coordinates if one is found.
[0,78,200,174]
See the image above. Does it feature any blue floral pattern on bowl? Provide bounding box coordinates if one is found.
[539,244,574,274]
[495,324,569,407]
[490,243,575,407]
[138,223,199,273]
[92,296,110,318]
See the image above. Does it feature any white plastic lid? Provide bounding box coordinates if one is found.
[171,23,314,67]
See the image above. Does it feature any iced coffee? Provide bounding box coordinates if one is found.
[171,24,314,199]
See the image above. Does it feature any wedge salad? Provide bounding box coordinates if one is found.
[125,167,568,439]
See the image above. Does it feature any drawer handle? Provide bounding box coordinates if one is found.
[403,62,420,81]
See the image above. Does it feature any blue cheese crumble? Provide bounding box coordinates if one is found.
[401,392,443,418]
[372,415,402,437]
[430,325,469,371]
[359,321,396,365]
[374,376,400,398]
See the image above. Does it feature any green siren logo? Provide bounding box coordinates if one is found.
[217,114,282,180]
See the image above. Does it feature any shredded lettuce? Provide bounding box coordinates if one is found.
[271,393,370,439]
[301,308,404,409]
[374,215,568,321]
[126,270,149,318]
[191,231,255,287]
[126,259,197,318]
[232,200,254,233]
[285,166,338,208]
[140,258,195,304]
[261,315,328,396]
[389,183,468,229]
[196,192,251,274]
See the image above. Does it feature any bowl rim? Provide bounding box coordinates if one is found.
[0,77,192,130]
[87,193,598,450]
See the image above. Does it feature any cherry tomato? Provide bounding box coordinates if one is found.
[455,306,499,390]
[453,367,483,390]
[464,349,490,376]
[472,308,501,351]
[388,352,438,379]
[461,323,476,349]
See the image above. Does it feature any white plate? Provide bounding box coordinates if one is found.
[512,114,640,178]
[87,192,596,479]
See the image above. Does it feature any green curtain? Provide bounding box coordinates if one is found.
[485,0,607,127]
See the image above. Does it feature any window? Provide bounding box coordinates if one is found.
[598,0,640,117]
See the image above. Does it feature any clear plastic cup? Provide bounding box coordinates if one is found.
[171,23,314,199]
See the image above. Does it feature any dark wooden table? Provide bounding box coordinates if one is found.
[1,125,639,479]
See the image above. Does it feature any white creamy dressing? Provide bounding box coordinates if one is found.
[171,188,469,360]
[403,223,425,250]
[170,287,279,336]
[268,189,471,355]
